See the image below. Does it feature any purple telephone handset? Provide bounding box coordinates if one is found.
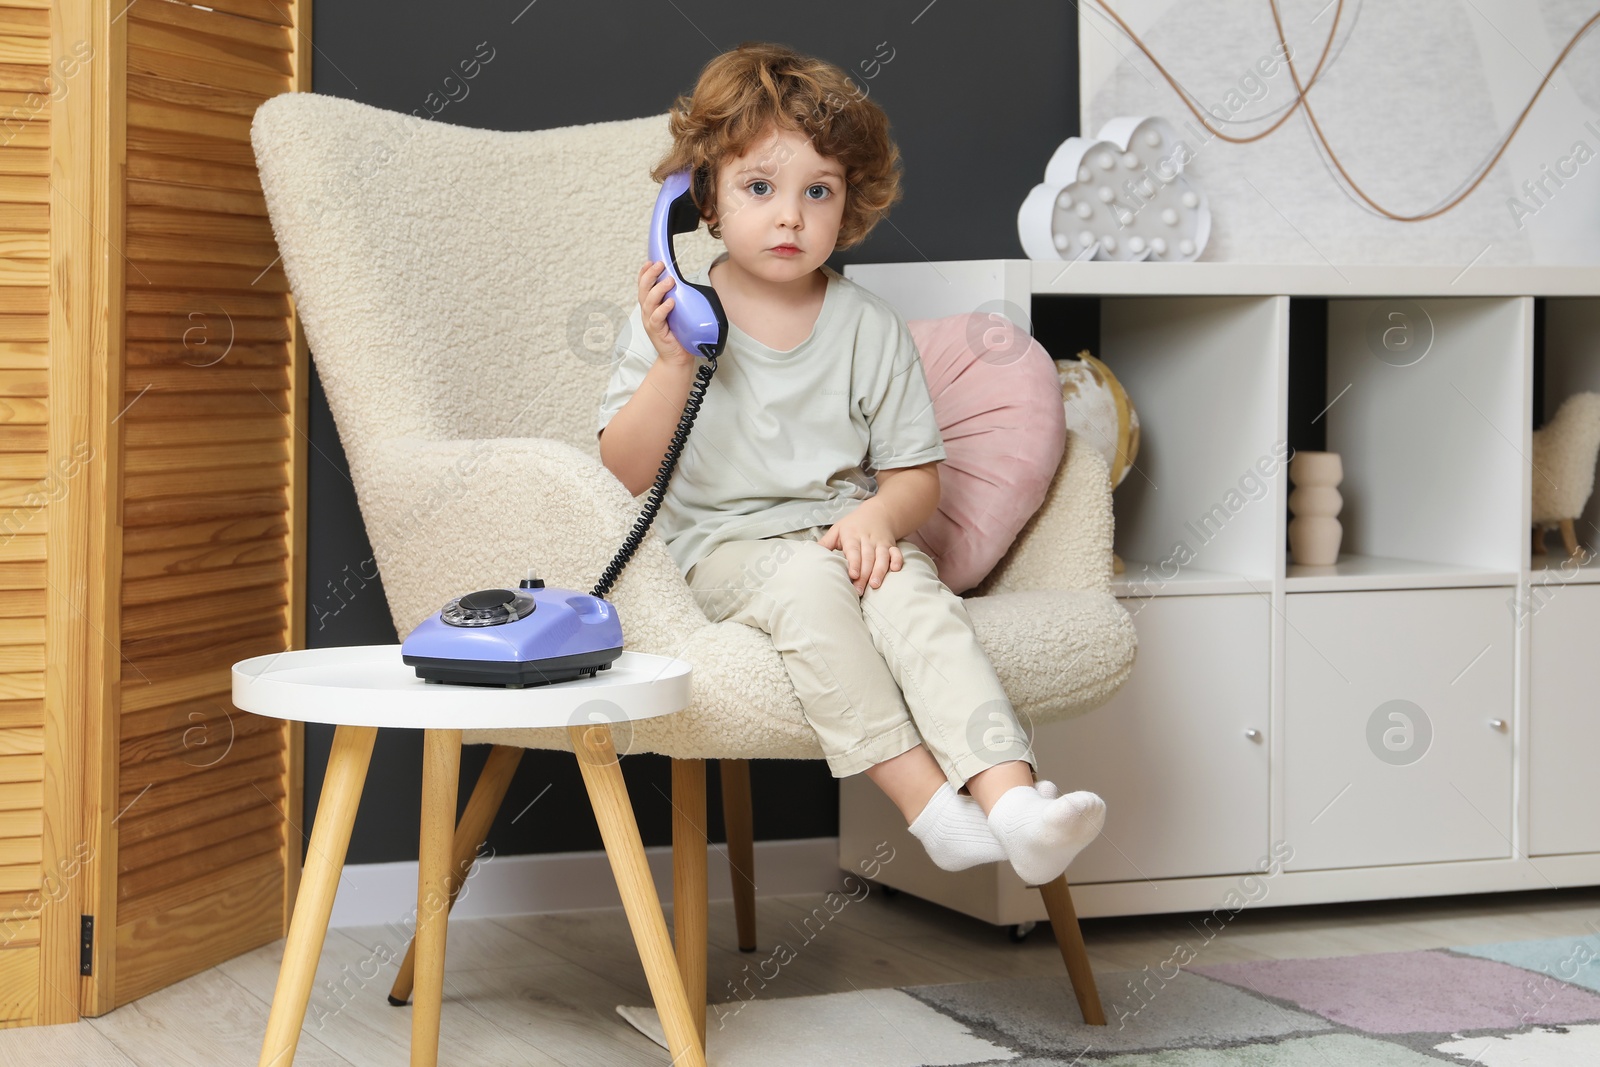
[649,168,727,359]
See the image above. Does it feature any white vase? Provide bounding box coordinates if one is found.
[1288,451,1343,566]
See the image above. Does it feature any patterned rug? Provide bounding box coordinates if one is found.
[618,932,1600,1064]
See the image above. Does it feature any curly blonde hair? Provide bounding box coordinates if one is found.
[650,42,903,252]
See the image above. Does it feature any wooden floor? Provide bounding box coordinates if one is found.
[2,883,1598,1065]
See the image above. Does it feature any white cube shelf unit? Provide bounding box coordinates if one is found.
[839,259,1600,926]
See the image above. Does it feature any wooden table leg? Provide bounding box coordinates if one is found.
[259,724,377,1067]
[671,758,708,1051]
[411,729,462,1066]
[389,744,523,1006]
[570,725,706,1067]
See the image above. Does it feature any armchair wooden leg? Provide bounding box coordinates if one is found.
[388,744,524,1006]
[672,759,708,1051]
[718,758,758,952]
[1037,874,1106,1025]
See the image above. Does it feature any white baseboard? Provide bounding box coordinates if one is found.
[325,835,848,929]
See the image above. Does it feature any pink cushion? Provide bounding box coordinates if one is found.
[903,313,1067,595]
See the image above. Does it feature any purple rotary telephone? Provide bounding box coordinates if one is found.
[401,168,728,687]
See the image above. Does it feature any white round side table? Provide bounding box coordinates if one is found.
[231,644,702,1067]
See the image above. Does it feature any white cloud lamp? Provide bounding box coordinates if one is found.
[1018,116,1211,263]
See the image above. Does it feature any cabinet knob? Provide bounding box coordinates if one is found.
[1488,718,1507,731]
[1243,728,1261,741]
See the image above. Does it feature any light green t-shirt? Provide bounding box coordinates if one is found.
[597,254,946,578]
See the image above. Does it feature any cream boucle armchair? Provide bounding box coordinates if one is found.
[250,92,1137,1032]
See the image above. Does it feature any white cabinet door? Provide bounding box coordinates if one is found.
[1029,592,1269,883]
[1285,587,1515,870]
[1530,582,1600,856]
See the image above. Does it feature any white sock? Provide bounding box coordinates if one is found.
[987,781,1106,886]
[908,782,1006,871]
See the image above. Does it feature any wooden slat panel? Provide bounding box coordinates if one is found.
[0,839,41,869]
[118,723,283,801]
[127,70,274,121]
[123,532,289,578]
[121,490,288,533]
[0,561,42,588]
[115,390,285,420]
[0,175,47,204]
[0,396,44,422]
[0,675,42,701]
[120,700,279,768]
[0,37,46,65]
[127,0,293,53]
[126,204,277,245]
[0,453,41,479]
[0,593,43,620]
[125,465,288,505]
[125,145,259,189]
[0,699,40,728]
[124,290,289,325]
[121,558,287,607]
[120,687,229,737]
[125,125,256,169]
[124,316,290,348]
[120,802,282,876]
[194,0,295,28]
[127,21,291,77]
[0,807,39,839]
[0,535,43,564]
[0,205,46,233]
[0,120,47,148]
[0,344,46,371]
[124,440,289,477]
[125,338,290,367]
[0,915,36,949]
[114,860,282,1004]
[0,862,37,893]
[119,825,280,902]
[116,751,283,821]
[116,775,282,845]
[0,369,44,395]
[0,68,46,95]
[115,845,280,929]
[0,779,39,812]
[0,319,47,343]
[125,38,290,100]
[0,289,46,315]
[121,417,286,450]
[119,514,289,554]
[125,177,266,218]
[125,235,284,270]
[0,7,48,36]
[0,149,44,178]
[0,944,39,1024]
[0,755,39,786]
[0,646,41,673]
[0,261,47,289]
[119,627,287,686]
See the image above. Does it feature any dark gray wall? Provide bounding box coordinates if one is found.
[302,1,1080,863]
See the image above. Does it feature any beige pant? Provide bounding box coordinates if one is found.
[685,525,1036,788]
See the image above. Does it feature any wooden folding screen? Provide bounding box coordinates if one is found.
[0,0,311,1026]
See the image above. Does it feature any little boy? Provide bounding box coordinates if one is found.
[597,42,1104,887]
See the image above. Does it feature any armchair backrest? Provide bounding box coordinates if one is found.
[249,93,722,483]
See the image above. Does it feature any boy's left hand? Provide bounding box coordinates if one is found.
[819,503,903,595]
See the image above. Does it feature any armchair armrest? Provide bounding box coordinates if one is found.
[969,429,1115,597]
[359,435,708,651]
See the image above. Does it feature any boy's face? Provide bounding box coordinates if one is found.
[709,125,845,286]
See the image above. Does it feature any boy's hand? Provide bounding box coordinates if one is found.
[639,260,696,368]
[819,502,903,595]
